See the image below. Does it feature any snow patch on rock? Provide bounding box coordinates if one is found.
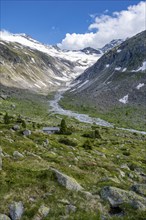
[136,83,144,90]
[115,67,121,71]
[77,80,89,89]
[122,68,127,72]
[132,61,146,72]
[119,94,128,104]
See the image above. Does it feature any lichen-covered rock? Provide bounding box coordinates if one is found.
[33,205,50,220]
[51,168,83,191]
[9,201,24,220]
[58,199,70,205]
[26,151,41,160]
[131,184,146,197]
[12,125,20,131]
[13,151,24,159]
[66,204,77,214]
[120,164,130,170]
[0,94,8,100]
[23,130,31,136]
[0,214,11,220]
[100,186,146,210]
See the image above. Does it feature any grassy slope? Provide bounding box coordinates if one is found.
[59,94,146,131]
[0,90,146,220]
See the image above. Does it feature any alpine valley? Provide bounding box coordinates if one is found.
[0,30,146,220]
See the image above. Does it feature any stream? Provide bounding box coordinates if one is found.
[49,91,146,135]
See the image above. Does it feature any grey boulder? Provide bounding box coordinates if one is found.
[66,204,77,214]
[51,168,83,191]
[100,186,146,210]
[9,201,24,220]
[23,130,31,136]
[12,125,20,131]
[13,151,24,159]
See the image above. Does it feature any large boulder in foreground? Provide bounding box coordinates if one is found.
[51,168,83,191]
[100,186,146,210]
[9,201,24,220]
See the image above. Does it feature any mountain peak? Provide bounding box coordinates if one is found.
[101,39,123,53]
[81,47,102,55]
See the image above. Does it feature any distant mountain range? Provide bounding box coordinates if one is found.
[0,30,145,111]
[0,32,101,93]
[66,30,146,110]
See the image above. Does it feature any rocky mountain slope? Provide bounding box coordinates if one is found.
[101,39,124,53]
[0,32,101,93]
[65,31,146,109]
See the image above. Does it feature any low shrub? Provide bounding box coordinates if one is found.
[59,137,77,146]
[82,139,93,150]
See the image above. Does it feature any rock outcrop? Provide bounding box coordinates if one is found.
[9,201,24,220]
[51,168,83,191]
[13,151,24,159]
[100,186,146,210]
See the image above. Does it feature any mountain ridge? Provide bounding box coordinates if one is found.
[67,30,146,107]
[0,32,101,93]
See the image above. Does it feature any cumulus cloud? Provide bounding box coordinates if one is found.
[58,1,146,50]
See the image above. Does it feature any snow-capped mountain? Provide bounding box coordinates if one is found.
[66,31,146,109]
[101,39,124,53]
[0,31,101,93]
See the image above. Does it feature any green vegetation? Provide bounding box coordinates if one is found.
[82,129,102,139]
[3,112,10,124]
[82,139,93,150]
[60,118,67,134]
[59,137,77,147]
[0,90,146,220]
[59,95,146,131]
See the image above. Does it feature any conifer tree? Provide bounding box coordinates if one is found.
[4,112,10,124]
[60,119,67,134]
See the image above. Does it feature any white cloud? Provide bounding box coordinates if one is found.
[58,1,146,50]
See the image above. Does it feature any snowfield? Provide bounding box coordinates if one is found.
[0,31,100,78]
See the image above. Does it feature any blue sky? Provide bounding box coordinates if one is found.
[1,1,145,49]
